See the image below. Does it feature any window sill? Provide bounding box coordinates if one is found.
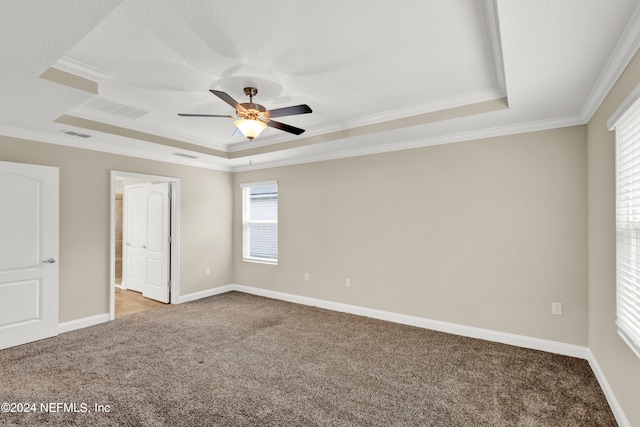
[243,257,278,266]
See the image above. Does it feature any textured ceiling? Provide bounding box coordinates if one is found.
[1,0,640,171]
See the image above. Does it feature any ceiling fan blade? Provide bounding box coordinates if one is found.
[209,89,246,112]
[178,113,233,117]
[267,120,305,135]
[267,104,312,118]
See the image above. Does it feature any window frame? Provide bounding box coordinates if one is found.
[610,85,640,360]
[241,180,278,265]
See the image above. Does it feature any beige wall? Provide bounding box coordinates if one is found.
[234,126,588,345]
[587,49,640,425]
[4,49,640,422]
[0,136,233,322]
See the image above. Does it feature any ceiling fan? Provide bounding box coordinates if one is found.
[178,87,312,140]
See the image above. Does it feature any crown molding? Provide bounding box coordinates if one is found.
[51,56,112,82]
[484,0,507,96]
[231,114,586,172]
[230,86,507,154]
[580,3,640,121]
[0,110,586,175]
[0,124,232,172]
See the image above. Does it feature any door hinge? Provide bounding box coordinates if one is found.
[168,281,172,288]
[168,236,172,243]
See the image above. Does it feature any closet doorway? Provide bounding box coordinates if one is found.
[109,171,180,320]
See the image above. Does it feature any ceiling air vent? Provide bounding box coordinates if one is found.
[173,152,199,159]
[84,97,149,119]
[60,130,91,138]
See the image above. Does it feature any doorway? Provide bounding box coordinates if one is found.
[114,287,165,318]
[109,171,180,320]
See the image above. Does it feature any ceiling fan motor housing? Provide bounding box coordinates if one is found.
[239,102,267,120]
[240,88,267,120]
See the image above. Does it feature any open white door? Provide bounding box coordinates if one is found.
[124,184,148,293]
[0,161,59,350]
[123,182,170,303]
[143,183,170,303]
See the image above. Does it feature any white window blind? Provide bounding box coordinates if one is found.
[614,96,640,359]
[242,181,278,264]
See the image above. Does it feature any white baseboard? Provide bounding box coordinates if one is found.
[60,285,587,360]
[58,313,110,334]
[57,286,235,335]
[586,350,631,427]
[177,284,235,304]
[230,284,590,359]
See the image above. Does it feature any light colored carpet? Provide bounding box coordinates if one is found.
[0,292,616,426]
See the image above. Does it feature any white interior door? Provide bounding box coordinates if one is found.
[123,182,170,303]
[124,184,148,293]
[143,183,170,303]
[0,161,59,350]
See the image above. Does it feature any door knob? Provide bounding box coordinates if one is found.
[42,258,57,264]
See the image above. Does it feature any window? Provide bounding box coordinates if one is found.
[241,181,278,264]
[612,93,640,359]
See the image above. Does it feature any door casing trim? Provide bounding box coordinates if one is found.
[109,170,180,320]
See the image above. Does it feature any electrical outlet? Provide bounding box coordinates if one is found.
[551,302,563,316]
[345,278,351,288]
[304,273,310,282]
[205,267,210,276]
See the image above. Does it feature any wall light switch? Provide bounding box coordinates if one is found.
[205,267,210,276]
[304,273,310,282]
[345,278,351,288]
[551,302,563,316]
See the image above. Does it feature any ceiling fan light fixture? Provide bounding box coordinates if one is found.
[234,119,267,140]
[179,87,311,138]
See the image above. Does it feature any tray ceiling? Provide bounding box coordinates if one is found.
[1,0,639,170]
